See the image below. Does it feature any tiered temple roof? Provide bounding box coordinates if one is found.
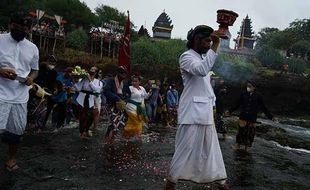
[234,15,256,50]
[138,25,150,38]
[152,11,173,39]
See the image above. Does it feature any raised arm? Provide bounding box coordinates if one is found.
[180,49,217,77]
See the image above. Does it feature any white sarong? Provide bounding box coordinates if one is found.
[168,124,227,183]
[0,101,27,135]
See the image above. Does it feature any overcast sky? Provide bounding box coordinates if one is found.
[82,0,309,46]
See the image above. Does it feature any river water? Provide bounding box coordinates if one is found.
[0,117,309,190]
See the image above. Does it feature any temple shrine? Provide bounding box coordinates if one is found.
[234,15,256,50]
[138,25,150,37]
[152,11,173,39]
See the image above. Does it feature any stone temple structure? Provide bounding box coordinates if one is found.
[152,11,173,39]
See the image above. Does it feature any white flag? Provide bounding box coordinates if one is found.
[54,15,62,26]
[36,9,45,20]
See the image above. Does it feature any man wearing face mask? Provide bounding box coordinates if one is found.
[228,80,276,152]
[34,55,58,92]
[0,11,39,171]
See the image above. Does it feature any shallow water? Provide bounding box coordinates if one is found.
[0,118,309,190]
[259,118,310,140]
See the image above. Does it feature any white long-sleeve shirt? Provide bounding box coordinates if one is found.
[178,49,217,125]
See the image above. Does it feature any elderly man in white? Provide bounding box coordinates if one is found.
[165,25,228,190]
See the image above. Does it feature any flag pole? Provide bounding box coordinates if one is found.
[100,21,103,59]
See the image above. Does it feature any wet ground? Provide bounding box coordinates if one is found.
[0,117,310,190]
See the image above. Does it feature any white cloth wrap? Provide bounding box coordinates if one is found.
[0,100,27,135]
[168,124,227,183]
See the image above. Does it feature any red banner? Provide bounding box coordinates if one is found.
[118,11,131,75]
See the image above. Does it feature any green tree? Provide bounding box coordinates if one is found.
[269,30,296,51]
[131,37,186,69]
[43,0,97,31]
[288,19,310,42]
[0,0,42,28]
[0,0,97,31]
[95,4,138,44]
[65,28,89,51]
[256,19,310,53]
[95,5,129,31]
[290,40,310,59]
[256,27,280,48]
[286,57,307,74]
[256,45,284,70]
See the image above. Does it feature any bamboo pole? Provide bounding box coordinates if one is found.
[52,38,57,54]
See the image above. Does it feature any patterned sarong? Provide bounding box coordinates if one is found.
[107,104,127,133]
[27,93,47,130]
[236,120,256,146]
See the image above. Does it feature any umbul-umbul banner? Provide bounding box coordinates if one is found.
[118,11,131,75]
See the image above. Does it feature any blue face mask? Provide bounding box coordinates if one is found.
[11,28,26,42]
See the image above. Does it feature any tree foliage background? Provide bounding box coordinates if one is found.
[131,37,186,69]
[66,29,89,51]
[255,18,309,73]
[0,0,308,75]
[0,0,133,33]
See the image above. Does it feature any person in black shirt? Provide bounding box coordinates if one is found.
[215,79,228,138]
[38,55,59,129]
[34,55,58,92]
[229,80,276,152]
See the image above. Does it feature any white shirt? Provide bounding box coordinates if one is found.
[126,86,150,113]
[129,86,148,103]
[178,49,217,125]
[0,33,39,103]
[75,78,102,108]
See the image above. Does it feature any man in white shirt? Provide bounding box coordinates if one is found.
[0,11,39,171]
[165,25,228,190]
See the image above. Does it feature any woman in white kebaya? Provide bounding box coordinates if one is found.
[123,76,151,139]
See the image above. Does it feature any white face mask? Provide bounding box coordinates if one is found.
[246,87,252,92]
[48,65,55,70]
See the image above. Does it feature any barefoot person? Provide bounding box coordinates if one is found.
[75,66,102,139]
[103,66,130,143]
[165,25,228,190]
[0,11,39,171]
[228,81,276,152]
[123,75,150,140]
